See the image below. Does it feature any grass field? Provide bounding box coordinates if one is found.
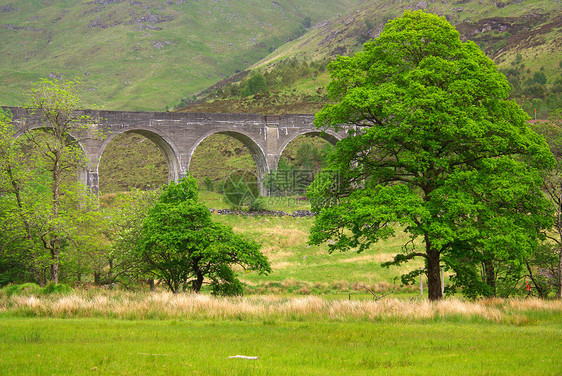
[201,189,425,297]
[1,293,561,375]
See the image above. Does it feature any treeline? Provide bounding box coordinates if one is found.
[212,58,329,99]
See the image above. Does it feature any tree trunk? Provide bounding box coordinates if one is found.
[483,259,496,297]
[148,278,155,292]
[52,151,61,217]
[193,270,204,293]
[50,247,60,284]
[556,247,562,299]
[108,259,114,282]
[426,241,442,301]
[46,151,62,284]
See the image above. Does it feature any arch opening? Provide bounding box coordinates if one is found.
[271,132,338,196]
[97,130,179,195]
[188,131,267,201]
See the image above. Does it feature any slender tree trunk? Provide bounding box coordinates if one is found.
[48,151,62,283]
[7,165,33,241]
[50,246,60,284]
[557,247,562,299]
[526,260,546,298]
[426,239,442,301]
[52,151,61,217]
[108,259,114,282]
[148,278,155,292]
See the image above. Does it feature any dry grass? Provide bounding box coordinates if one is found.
[340,253,396,264]
[2,290,561,323]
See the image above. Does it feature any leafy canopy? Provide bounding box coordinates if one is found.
[309,11,554,300]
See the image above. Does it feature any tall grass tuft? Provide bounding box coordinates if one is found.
[1,290,561,323]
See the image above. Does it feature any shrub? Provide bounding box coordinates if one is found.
[42,282,74,295]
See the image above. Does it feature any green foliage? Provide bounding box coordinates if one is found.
[265,140,334,196]
[2,283,43,297]
[158,175,199,203]
[1,282,73,296]
[209,58,329,104]
[309,10,554,300]
[248,196,269,212]
[240,73,268,97]
[223,171,259,210]
[41,282,74,295]
[526,243,559,298]
[140,176,270,294]
[203,176,215,192]
[533,71,547,85]
[22,78,98,284]
[530,116,562,298]
[106,189,160,287]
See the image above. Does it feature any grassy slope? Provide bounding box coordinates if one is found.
[183,0,562,115]
[192,191,423,296]
[213,213,423,294]
[252,0,561,77]
[0,0,362,110]
[98,133,169,193]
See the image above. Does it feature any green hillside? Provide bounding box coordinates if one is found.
[183,0,562,118]
[0,0,362,110]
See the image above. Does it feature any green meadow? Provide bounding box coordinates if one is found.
[1,304,561,376]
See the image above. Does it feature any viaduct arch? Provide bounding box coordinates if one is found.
[4,107,347,196]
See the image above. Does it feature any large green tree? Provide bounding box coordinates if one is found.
[308,11,553,300]
[140,175,270,294]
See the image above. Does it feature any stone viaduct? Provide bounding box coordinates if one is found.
[4,106,348,195]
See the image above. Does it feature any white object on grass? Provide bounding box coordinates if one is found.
[228,355,259,360]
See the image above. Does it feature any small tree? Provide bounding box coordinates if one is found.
[24,78,97,283]
[241,73,267,97]
[223,170,259,210]
[107,189,160,289]
[0,109,39,285]
[140,175,270,294]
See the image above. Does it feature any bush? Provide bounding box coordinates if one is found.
[42,282,74,295]
[203,176,214,192]
[248,196,268,212]
[223,171,259,210]
[2,283,42,296]
[2,283,75,296]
